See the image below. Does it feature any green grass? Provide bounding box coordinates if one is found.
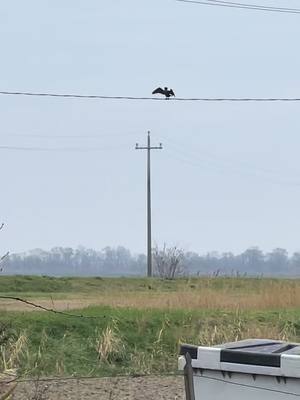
[2,276,300,378]
[0,275,296,295]
[1,306,300,378]
[0,275,178,293]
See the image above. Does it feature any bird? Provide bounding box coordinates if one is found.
[152,87,175,99]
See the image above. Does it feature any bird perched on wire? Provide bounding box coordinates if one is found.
[152,87,175,99]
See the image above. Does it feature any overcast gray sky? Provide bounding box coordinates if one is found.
[1,0,300,255]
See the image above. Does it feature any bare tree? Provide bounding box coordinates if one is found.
[152,244,185,279]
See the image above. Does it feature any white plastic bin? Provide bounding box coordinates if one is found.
[179,339,300,399]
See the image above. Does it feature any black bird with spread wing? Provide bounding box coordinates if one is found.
[152,87,175,99]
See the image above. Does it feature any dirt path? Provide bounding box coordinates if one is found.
[13,376,185,400]
[0,298,95,312]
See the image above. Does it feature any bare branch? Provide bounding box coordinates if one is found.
[0,251,9,271]
[0,251,9,262]
[0,295,106,319]
[0,222,9,271]
[153,244,185,279]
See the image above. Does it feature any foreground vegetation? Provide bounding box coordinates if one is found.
[0,276,300,378]
[1,307,300,378]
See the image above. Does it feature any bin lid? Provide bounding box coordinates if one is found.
[179,339,300,378]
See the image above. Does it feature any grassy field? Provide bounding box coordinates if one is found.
[1,276,300,378]
[1,275,300,310]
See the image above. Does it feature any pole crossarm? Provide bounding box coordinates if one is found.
[135,131,163,277]
[136,146,163,150]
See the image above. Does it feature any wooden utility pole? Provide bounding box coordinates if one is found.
[135,131,163,277]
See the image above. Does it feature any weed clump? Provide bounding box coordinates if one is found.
[95,320,125,364]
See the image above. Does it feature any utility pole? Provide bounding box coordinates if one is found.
[135,131,163,277]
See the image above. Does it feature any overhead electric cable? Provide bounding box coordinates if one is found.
[0,132,138,139]
[4,372,300,396]
[165,146,300,188]
[11,372,182,384]
[198,374,300,397]
[0,145,127,152]
[1,91,300,102]
[163,135,299,178]
[208,0,300,12]
[176,0,300,14]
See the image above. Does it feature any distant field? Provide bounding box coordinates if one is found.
[1,275,300,311]
[0,276,300,378]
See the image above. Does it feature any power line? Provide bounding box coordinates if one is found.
[153,133,300,186]
[0,90,172,101]
[8,370,300,397]
[0,132,139,139]
[10,372,182,384]
[208,0,300,12]
[176,0,300,14]
[1,91,300,102]
[164,144,300,188]
[209,0,300,12]
[0,145,127,152]
[9,372,300,397]
[165,137,299,178]
[198,374,300,397]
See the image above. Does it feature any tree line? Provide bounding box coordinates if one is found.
[2,246,300,277]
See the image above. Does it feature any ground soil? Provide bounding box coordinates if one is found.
[12,376,185,400]
[0,372,17,400]
[0,298,95,312]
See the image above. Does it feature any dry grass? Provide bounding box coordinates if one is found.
[95,320,125,363]
[1,331,28,372]
[2,279,300,312]
[189,314,298,347]
[88,285,300,311]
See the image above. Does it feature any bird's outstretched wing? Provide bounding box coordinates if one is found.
[152,87,164,95]
[170,89,175,97]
